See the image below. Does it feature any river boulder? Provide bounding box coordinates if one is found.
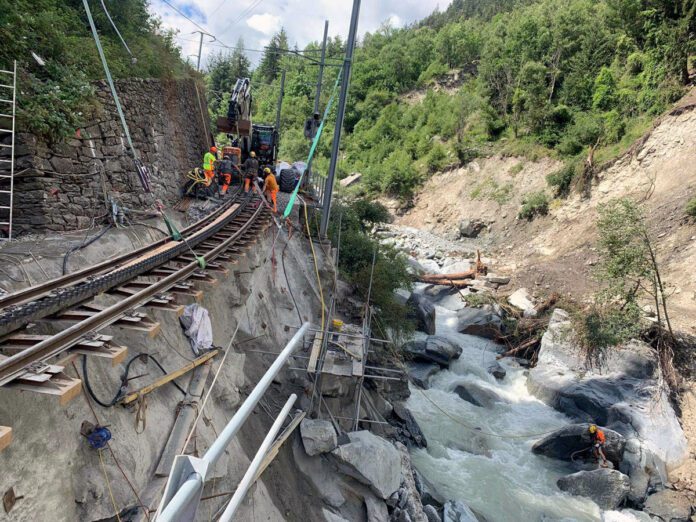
[528,309,687,471]
[407,361,441,389]
[557,468,630,509]
[531,423,626,466]
[644,489,694,521]
[455,307,503,339]
[443,500,479,521]
[403,336,462,367]
[453,382,505,408]
[331,430,401,499]
[487,362,506,380]
[300,418,337,456]
[407,293,436,335]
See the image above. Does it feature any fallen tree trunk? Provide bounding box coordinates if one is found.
[419,270,477,283]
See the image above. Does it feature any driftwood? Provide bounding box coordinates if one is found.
[416,250,487,285]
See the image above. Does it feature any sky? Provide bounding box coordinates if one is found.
[147,0,454,69]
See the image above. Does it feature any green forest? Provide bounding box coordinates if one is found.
[209,0,694,200]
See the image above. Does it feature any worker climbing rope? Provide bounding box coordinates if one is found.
[589,424,609,467]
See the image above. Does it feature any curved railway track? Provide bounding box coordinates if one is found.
[0,191,271,386]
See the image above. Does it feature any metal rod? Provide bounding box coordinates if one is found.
[274,70,285,134]
[285,325,390,344]
[319,0,362,238]
[158,472,203,521]
[203,323,308,466]
[217,394,297,521]
[331,415,391,425]
[313,20,329,114]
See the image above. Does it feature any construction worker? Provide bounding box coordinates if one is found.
[589,424,609,468]
[203,146,218,186]
[242,151,259,193]
[218,154,234,195]
[261,167,279,212]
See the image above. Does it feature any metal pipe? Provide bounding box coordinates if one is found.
[319,0,361,237]
[217,394,298,521]
[313,21,329,115]
[157,472,203,521]
[203,323,309,466]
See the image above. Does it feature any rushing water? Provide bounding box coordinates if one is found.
[406,302,609,522]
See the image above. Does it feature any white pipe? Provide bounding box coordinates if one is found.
[157,473,202,521]
[218,394,298,522]
[204,323,309,466]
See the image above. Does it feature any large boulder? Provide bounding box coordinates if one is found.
[458,219,486,238]
[300,418,337,456]
[407,361,441,389]
[453,382,505,408]
[407,294,436,335]
[331,430,401,499]
[557,469,630,509]
[528,309,687,471]
[507,288,537,317]
[643,489,693,522]
[403,336,462,367]
[531,423,626,467]
[392,402,428,448]
[443,500,479,521]
[455,308,502,339]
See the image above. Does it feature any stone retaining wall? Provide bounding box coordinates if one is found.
[0,78,211,233]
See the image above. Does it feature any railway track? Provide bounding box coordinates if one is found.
[0,192,271,387]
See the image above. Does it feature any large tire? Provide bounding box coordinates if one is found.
[279,168,297,193]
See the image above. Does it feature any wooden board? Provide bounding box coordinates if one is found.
[307,332,322,374]
[0,426,11,452]
[254,412,306,481]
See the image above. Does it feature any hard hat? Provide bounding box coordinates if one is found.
[210,146,217,153]
[589,425,597,434]
[250,151,256,158]
[264,167,271,174]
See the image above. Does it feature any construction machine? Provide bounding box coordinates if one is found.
[216,77,278,169]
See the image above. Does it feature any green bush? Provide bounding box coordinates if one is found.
[686,197,696,218]
[353,200,391,226]
[425,142,448,172]
[603,110,626,143]
[547,162,579,197]
[518,191,549,220]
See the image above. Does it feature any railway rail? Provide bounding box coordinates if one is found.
[0,191,271,387]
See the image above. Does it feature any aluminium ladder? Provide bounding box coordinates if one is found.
[0,61,16,240]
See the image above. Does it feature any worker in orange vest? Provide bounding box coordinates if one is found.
[589,424,609,467]
[261,167,279,212]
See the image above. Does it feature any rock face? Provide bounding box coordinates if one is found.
[443,500,479,521]
[455,308,503,339]
[300,418,337,456]
[12,79,210,234]
[331,431,401,500]
[643,489,694,522]
[408,294,437,335]
[528,309,687,471]
[407,361,441,389]
[403,336,462,367]
[556,469,630,509]
[458,219,486,238]
[507,288,537,317]
[531,423,626,466]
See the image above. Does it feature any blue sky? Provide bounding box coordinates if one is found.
[148,0,453,68]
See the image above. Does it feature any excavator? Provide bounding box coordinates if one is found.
[216,77,278,169]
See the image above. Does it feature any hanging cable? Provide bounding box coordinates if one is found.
[99,0,136,62]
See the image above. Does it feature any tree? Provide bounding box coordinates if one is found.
[205,39,251,115]
[257,28,289,83]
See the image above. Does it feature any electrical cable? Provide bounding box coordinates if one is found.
[81,352,186,408]
[99,0,135,59]
[62,225,111,275]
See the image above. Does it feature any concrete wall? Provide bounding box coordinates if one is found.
[3,78,211,234]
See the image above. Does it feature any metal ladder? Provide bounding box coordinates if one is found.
[0,61,16,240]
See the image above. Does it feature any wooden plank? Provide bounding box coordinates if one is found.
[119,350,218,405]
[70,342,127,366]
[7,374,82,406]
[307,332,322,374]
[0,426,11,452]
[254,412,306,482]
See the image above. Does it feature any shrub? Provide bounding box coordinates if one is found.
[425,142,448,173]
[518,191,549,220]
[353,200,391,226]
[603,110,626,143]
[686,197,696,218]
[547,162,579,197]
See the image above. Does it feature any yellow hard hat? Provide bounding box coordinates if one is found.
[264,167,271,174]
[250,151,256,158]
[589,425,597,434]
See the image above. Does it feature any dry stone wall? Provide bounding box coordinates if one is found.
[2,78,211,233]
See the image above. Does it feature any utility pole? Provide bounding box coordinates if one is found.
[275,70,285,132]
[192,30,215,71]
[319,0,361,238]
[313,20,329,114]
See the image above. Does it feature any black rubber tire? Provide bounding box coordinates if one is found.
[279,169,297,193]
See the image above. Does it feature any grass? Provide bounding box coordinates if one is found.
[508,162,525,175]
[518,191,550,220]
[593,115,654,166]
[687,197,696,218]
[469,177,514,205]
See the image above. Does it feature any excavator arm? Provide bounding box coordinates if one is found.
[216,77,252,137]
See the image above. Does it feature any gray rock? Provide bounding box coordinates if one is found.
[531,423,626,466]
[644,489,693,522]
[331,431,401,499]
[364,493,389,522]
[424,505,441,522]
[487,362,506,380]
[507,288,537,317]
[453,382,505,408]
[443,500,479,521]
[620,438,663,504]
[407,361,440,389]
[322,508,350,522]
[455,308,502,339]
[407,294,436,335]
[617,509,654,522]
[392,402,427,447]
[458,219,486,238]
[484,274,510,285]
[556,469,630,509]
[300,418,337,456]
[403,336,462,367]
[413,470,445,510]
[528,309,687,471]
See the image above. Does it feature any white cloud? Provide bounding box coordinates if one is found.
[246,13,282,36]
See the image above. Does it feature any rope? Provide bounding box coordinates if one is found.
[99,0,135,59]
[98,449,123,522]
[302,198,326,332]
